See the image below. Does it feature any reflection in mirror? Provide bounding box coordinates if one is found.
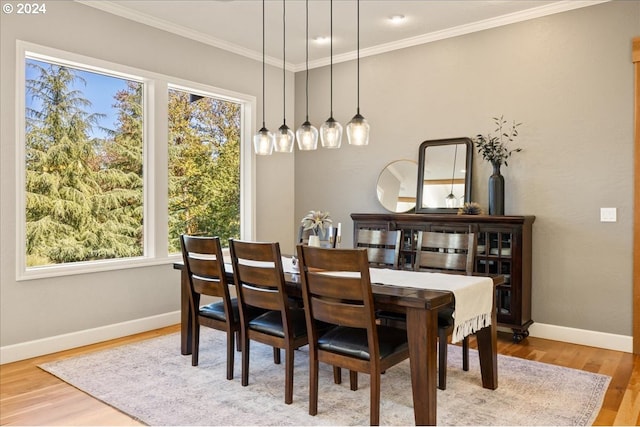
[416,137,473,213]
[376,160,418,213]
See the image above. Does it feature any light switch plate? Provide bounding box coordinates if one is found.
[600,207,617,222]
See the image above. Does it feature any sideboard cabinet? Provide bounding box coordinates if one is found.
[351,213,535,342]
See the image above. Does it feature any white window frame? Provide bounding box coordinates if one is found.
[15,41,255,281]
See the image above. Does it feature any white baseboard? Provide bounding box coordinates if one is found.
[0,311,180,365]
[1,315,633,364]
[525,322,633,353]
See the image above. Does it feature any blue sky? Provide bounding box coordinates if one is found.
[26,58,130,139]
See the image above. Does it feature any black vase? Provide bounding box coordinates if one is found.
[488,162,504,215]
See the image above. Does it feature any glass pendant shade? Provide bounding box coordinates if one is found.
[274,123,295,153]
[296,121,318,150]
[346,112,370,146]
[445,193,456,208]
[254,127,275,155]
[320,117,343,149]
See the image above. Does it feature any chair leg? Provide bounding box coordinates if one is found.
[462,336,469,371]
[349,370,358,391]
[236,331,241,352]
[370,371,381,426]
[284,348,294,404]
[241,334,250,387]
[226,330,235,380]
[333,366,342,384]
[438,327,448,391]
[273,347,281,364]
[191,320,199,367]
[309,358,319,416]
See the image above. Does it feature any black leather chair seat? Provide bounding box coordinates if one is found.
[200,298,239,322]
[200,299,265,323]
[318,325,408,360]
[248,308,307,338]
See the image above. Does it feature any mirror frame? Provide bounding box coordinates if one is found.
[415,137,473,214]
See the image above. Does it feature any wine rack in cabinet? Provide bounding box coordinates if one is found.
[351,213,535,342]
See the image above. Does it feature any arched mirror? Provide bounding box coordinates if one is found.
[416,137,473,213]
[376,160,418,213]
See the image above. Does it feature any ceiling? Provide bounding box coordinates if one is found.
[79,0,607,71]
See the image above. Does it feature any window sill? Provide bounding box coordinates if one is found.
[17,254,182,282]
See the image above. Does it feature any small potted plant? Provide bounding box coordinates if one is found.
[301,210,332,234]
[473,116,522,215]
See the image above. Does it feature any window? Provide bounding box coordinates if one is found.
[167,88,241,253]
[16,42,256,280]
[24,57,144,267]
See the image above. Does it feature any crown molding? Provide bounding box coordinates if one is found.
[300,0,610,72]
[75,0,296,71]
[77,0,609,74]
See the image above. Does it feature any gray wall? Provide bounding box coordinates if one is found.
[0,1,295,348]
[294,1,638,336]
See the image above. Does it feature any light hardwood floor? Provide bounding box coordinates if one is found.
[1,325,638,426]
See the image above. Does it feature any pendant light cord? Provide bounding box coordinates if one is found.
[282,0,286,125]
[329,0,333,117]
[450,145,458,193]
[305,0,309,121]
[261,0,266,128]
[356,0,360,114]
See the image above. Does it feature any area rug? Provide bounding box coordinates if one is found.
[39,328,610,426]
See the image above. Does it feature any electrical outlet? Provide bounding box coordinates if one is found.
[600,207,617,222]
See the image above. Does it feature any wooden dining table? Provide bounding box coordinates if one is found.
[173,260,501,426]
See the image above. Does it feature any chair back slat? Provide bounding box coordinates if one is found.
[311,297,369,329]
[181,235,228,298]
[239,283,282,311]
[356,229,401,269]
[229,239,288,313]
[297,245,377,336]
[414,231,476,274]
[306,273,364,301]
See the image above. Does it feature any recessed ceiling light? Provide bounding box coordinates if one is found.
[313,36,330,44]
[388,14,406,24]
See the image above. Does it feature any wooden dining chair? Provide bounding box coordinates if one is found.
[298,225,338,248]
[180,235,239,379]
[355,229,402,269]
[296,245,409,426]
[228,239,308,404]
[415,230,477,390]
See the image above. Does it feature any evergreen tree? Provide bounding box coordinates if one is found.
[25,61,143,265]
[93,81,144,257]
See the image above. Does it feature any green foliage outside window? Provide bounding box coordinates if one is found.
[25,61,143,266]
[24,59,241,266]
[167,90,241,253]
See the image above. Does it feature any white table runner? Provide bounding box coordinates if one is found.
[237,256,493,343]
[368,268,493,343]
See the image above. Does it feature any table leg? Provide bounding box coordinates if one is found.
[405,306,438,426]
[180,267,193,355]
[475,304,497,389]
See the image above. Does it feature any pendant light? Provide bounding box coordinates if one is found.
[295,0,318,151]
[445,145,458,208]
[274,0,294,153]
[320,0,343,149]
[253,0,275,155]
[346,0,370,146]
